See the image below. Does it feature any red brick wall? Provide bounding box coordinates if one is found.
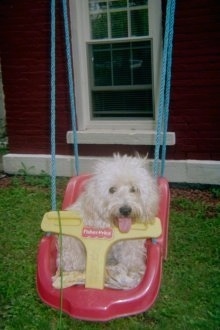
[0,0,71,154]
[168,0,220,160]
[0,0,220,160]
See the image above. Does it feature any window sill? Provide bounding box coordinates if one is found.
[66,130,176,145]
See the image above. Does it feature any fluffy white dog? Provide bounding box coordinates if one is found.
[53,154,159,289]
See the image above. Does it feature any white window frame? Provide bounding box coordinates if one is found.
[68,0,175,145]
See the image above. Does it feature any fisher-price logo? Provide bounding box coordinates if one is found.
[82,226,113,239]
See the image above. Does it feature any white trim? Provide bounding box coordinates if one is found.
[66,130,176,145]
[69,0,90,129]
[3,154,220,185]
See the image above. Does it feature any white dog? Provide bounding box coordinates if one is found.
[53,154,159,289]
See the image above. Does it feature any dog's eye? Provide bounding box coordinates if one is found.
[109,187,117,194]
[130,186,137,193]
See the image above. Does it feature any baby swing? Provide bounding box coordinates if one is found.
[36,0,176,321]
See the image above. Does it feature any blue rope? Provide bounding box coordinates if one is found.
[161,0,176,176]
[62,0,79,176]
[50,0,57,211]
[154,0,176,177]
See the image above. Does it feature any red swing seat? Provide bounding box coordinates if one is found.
[36,174,170,321]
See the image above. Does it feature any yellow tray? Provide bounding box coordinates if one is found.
[41,211,162,289]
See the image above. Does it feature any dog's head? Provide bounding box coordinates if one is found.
[78,154,159,231]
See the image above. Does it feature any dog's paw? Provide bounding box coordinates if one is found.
[52,270,86,289]
[105,264,144,289]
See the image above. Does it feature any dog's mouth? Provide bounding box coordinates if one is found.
[117,217,132,233]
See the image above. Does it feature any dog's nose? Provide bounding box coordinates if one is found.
[119,205,132,216]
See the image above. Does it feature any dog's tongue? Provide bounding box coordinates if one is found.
[118,217,132,233]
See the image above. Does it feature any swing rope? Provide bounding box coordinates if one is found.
[50,0,57,211]
[50,2,64,327]
[154,0,176,177]
[62,0,79,176]
[50,0,79,211]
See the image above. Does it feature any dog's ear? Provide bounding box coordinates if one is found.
[113,152,120,158]
[132,152,149,170]
[79,178,105,224]
[141,179,159,221]
[134,151,148,159]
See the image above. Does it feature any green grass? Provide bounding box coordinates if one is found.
[0,177,219,329]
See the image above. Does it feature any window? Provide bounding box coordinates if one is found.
[69,0,162,133]
[89,0,152,119]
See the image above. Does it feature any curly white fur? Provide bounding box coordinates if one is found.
[56,154,159,289]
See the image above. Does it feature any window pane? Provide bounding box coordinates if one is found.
[89,1,107,11]
[112,43,131,85]
[129,0,148,6]
[92,45,112,86]
[92,90,153,118]
[90,41,152,87]
[90,13,108,39]
[89,0,149,39]
[111,11,128,38]
[109,0,127,9]
[132,41,151,84]
[131,9,148,36]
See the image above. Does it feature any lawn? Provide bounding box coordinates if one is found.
[0,175,219,330]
